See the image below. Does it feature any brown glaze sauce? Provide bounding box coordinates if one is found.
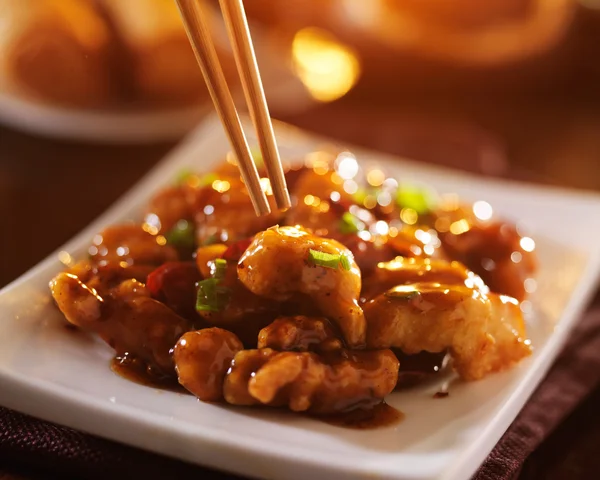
[223,349,280,406]
[197,261,283,348]
[111,354,185,393]
[111,351,403,429]
[173,328,243,402]
[316,402,404,429]
[395,350,449,389]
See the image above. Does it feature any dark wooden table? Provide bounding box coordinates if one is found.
[1,5,600,479]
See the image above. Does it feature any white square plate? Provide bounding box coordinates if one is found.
[1,115,600,480]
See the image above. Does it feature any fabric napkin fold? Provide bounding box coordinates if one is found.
[1,293,599,480]
[474,293,600,480]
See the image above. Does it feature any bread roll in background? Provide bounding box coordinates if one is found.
[99,0,210,106]
[0,0,114,107]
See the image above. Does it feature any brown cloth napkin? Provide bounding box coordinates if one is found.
[1,292,599,480]
[474,291,600,480]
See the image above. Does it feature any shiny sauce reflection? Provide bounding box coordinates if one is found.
[111,354,184,393]
[315,402,404,429]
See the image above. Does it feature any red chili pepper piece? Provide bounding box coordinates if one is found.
[146,261,201,320]
[222,238,253,262]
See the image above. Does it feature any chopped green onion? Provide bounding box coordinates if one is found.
[174,168,194,185]
[198,173,218,187]
[308,249,340,269]
[199,233,219,247]
[165,220,195,248]
[196,278,230,312]
[175,170,219,188]
[396,184,437,215]
[352,187,369,206]
[339,253,352,271]
[339,212,364,234]
[308,249,352,271]
[213,258,228,280]
[384,290,420,300]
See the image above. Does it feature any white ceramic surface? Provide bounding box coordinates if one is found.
[1,115,600,480]
[0,92,207,143]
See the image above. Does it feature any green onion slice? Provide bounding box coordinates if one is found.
[351,187,369,206]
[196,278,230,312]
[199,173,218,187]
[339,253,352,271]
[165,220,195,248]
[199,233,219,247]
[174,168,194,185]
[308,249,352,271]
[213,258,228,280]
[339,212,364,234]
[384,289,420,300]
[396,184,437,215]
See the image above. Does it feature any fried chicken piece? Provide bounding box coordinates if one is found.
[190,175,282,245]
[424,201,537,300]
[144,185,193,234]
[222,348,279,406]
[364,282,531,380]
[258,316,343,352]
[286,168,407,274]
[223,348,399,414]
[99,0,209,105]
[0,0,114,107]
[285,168,369,236]
[90,224,178,266]
[197,259,284,347]
[361,256,488,301]
[145,261,202,322]
[259,316,447,391]
[238,226,366,347]
[66,260,155,294]
[50,273,190,376]
[173,328,244,401]
[441,221,537,301]
[284,167,446,274]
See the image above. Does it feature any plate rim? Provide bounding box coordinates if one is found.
[2,113,600,480]
[0,92,208,143]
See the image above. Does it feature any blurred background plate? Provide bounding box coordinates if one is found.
[0,92,208,143]
[0,0,314,142]
[0,71,311,144]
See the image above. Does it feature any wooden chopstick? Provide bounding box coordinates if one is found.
[174,0,270,216]
[219,0,291,210]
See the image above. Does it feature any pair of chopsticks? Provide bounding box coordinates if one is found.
[175,0,290,216]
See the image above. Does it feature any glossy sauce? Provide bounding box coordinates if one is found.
[146,261,202,321]
[112,351,402,429]
[440,221,536,301]
[198,261,283,347]
[361,257,485,303]
[53,155,536,422]
[223,349,279,405]
[173,328,243,401]
[395,350,448,389]
[315,349,399,413]
[316,402,404,429]
[384,283,488,311]
[257,316,344,352]
[111,354,183,392]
